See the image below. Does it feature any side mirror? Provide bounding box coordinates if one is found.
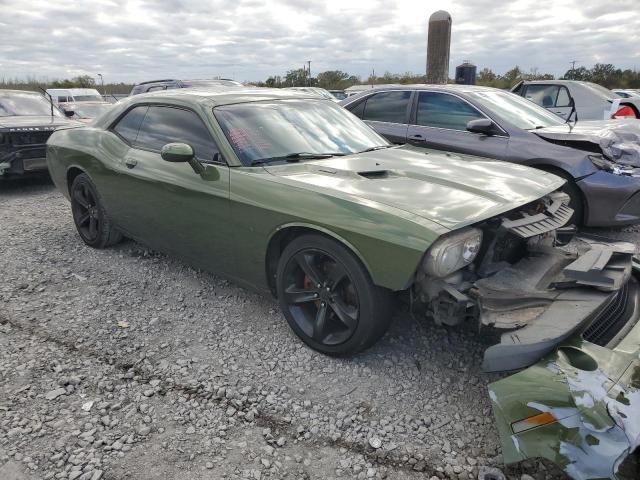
[161,143,194,163]
[161,142,206,175]
[63,109,75,118]
[466,118,496,136]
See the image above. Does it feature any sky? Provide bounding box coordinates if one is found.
[0,0,638,84]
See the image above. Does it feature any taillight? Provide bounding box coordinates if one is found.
[612,106,637,119]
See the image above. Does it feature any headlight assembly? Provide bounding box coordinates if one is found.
[589,155,633,176]
[422,228,482,278]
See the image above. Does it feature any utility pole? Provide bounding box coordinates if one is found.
[97,73,104,95]
[307,61,311,86]
[569,60,579,79]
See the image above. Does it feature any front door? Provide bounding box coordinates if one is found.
[104,104,233,274]
[407,91,508,159]
[522,84,573,119]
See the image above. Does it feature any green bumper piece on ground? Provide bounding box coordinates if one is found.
[489,321,640,479]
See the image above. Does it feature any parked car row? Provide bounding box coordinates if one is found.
[3,79,640,478]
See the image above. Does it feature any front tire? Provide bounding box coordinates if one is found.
[276,234,393,356]
[70,173,122,248]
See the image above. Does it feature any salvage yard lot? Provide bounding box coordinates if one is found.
[2,176,637,480]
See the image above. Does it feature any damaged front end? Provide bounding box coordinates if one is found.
[414,191,640,479]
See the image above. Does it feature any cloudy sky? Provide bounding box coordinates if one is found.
[0,0,638,84]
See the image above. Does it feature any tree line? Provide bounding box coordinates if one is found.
[2,64,639,94]
[0,75,133,94]
[475,63,640,90]
[253,63,640,90]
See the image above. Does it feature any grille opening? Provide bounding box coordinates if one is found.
[583,281,634,346]
[10,131,53,146]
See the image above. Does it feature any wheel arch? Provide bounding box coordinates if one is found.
[530,162,588,223]
[264,223,374,296]
[66,165,90,197]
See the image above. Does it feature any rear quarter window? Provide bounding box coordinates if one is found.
[112,106,149,144]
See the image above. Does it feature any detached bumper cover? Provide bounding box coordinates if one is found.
[489,329,640,479]
[477,236,637,372]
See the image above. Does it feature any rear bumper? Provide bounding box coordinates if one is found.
[579,170,640,227]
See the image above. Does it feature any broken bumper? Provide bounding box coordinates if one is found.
[0,148,49,176]
[489,318,640,480]
[477,237,639,372]
[579,170,640,227]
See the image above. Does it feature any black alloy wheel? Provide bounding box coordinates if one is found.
[70,173,122,248]
[276,234,392,356]
[72,181,100,243]
[282,248,359,346]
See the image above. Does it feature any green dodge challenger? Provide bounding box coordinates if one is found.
[46,88,640,479]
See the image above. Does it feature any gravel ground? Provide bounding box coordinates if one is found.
[1,176,638,480]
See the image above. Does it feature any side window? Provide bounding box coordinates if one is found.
[113,106,148,144]
[135,106,218,162]
[349,100,366,119]
[146,86,166,92]
[415,92,484,131]
[523,85,560,108]
[556,87,571,107]
[362,91,411,123]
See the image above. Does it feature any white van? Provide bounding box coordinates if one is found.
[45,88,103,104]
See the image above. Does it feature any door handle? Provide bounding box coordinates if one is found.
[124,157,137,168]
[408,134,425,142]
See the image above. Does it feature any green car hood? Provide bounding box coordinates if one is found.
[264,148,565,230]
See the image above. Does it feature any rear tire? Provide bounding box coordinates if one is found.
[70,173,122,248]
[276,234,393,356]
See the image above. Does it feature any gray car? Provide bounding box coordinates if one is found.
[512,80,640,121]
[340,84,640,227]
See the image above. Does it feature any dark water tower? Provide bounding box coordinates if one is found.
[426,10,452,84]
[455,61,476,85]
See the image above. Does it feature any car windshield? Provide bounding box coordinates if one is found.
[470,90,565,130]
[0,92,63,117]
[331,91,347,100]
[73,95,104,102]
[71,104,111,118]
[214,99,389,165]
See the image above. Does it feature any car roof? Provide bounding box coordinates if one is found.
[343,84,502,96]
[0,89,43,96]
[46,88,101,94]
[131,87,325,106]
[520,80,593,86]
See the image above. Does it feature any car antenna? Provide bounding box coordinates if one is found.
[38,87,54,118]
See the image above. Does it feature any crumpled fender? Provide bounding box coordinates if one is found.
[533,120,640,168]
[489,336,640,480]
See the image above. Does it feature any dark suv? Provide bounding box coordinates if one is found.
[130,78,243,95]
[0,90,78,177]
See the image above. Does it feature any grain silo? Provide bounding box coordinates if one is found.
[426,10,452,84]
[455,61,476,85]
